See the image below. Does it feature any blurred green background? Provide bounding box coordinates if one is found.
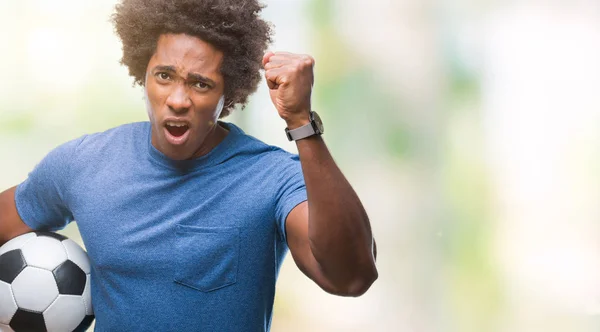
[1,0,600,331]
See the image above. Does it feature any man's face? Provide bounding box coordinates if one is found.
[144,33,225,161]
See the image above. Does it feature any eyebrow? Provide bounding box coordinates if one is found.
[153,65,217,86]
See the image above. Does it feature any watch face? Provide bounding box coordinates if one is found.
[312,111,324,134]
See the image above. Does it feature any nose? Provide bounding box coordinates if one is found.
[166,84,192,113]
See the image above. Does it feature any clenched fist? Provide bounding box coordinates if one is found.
[262,52,315,129]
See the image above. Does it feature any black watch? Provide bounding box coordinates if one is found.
[285,111,324,141]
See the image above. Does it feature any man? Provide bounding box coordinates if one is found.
[0,0,377,330]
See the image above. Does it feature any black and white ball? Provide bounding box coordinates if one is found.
[0,232,94,332]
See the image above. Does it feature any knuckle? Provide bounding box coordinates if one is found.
[297,61,307,71]
[304,58,314,67]
[304,55,315,65]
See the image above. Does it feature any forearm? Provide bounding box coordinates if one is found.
[0,186,32,246]
[296,135,377,292]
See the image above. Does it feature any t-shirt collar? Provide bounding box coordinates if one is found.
[146,121,241,172]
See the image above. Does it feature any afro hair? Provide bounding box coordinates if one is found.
[111,0,273,118]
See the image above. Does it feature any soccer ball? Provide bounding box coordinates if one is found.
[0,232,94,332]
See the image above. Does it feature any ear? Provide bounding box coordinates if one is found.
[214,95,226,119]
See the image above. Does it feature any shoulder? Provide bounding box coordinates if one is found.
[24,122,144,181]
[224,122,299,165]
[224,124,303,187]
[75,122,148,151]
[67,121,148,161]
[47,122,149,170]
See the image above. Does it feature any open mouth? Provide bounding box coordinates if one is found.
[166,123,189,137]
[164,121,191,145]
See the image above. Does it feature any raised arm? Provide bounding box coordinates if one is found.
[285,138,378,297]
[0,186,33,246]
[263,52,378,296]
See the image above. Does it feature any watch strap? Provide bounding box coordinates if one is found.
[286,122,316,141]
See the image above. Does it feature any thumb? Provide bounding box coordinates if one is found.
[264,67,279,90]
[265,73,278,90]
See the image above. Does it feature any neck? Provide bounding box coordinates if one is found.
[189,122,229,160]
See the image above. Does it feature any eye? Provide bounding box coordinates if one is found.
[156,72,171,81]
[193,81,209,89]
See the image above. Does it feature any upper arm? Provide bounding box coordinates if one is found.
[0,186,33,246]
[285,201,378,294]
[284,201,337,293]
[13,137,84,232]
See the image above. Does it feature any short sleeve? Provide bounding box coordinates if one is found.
[274,153,307,244]
[15,136,85,231]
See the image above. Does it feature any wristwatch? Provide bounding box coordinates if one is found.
[285,111,324,141]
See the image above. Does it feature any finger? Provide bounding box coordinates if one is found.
[267,55,315,70]
[264,68,278,89]
[262,51,275,68]
[272,52,312,62]
[264,68,288,88]
[264,57,292,69]
[264,61,286,71]
[267,54,301,64]
[303,54,316,68]
[266,77,277,90]
[273,51,294,56]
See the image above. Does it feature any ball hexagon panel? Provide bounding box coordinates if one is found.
[0,233,36,256]
[11,267,59,313]
[61,239,91,274]
[82,275,93,316]
[21,236,67,271]
[9,309,46,332]
[0,281,18,325]
[0,322,15,332]
[43,295,86,332]
[0,250,26,284]
[53,260,86,296]
[34,232,67,242]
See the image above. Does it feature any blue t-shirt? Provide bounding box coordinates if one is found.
[15,121,307,331]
